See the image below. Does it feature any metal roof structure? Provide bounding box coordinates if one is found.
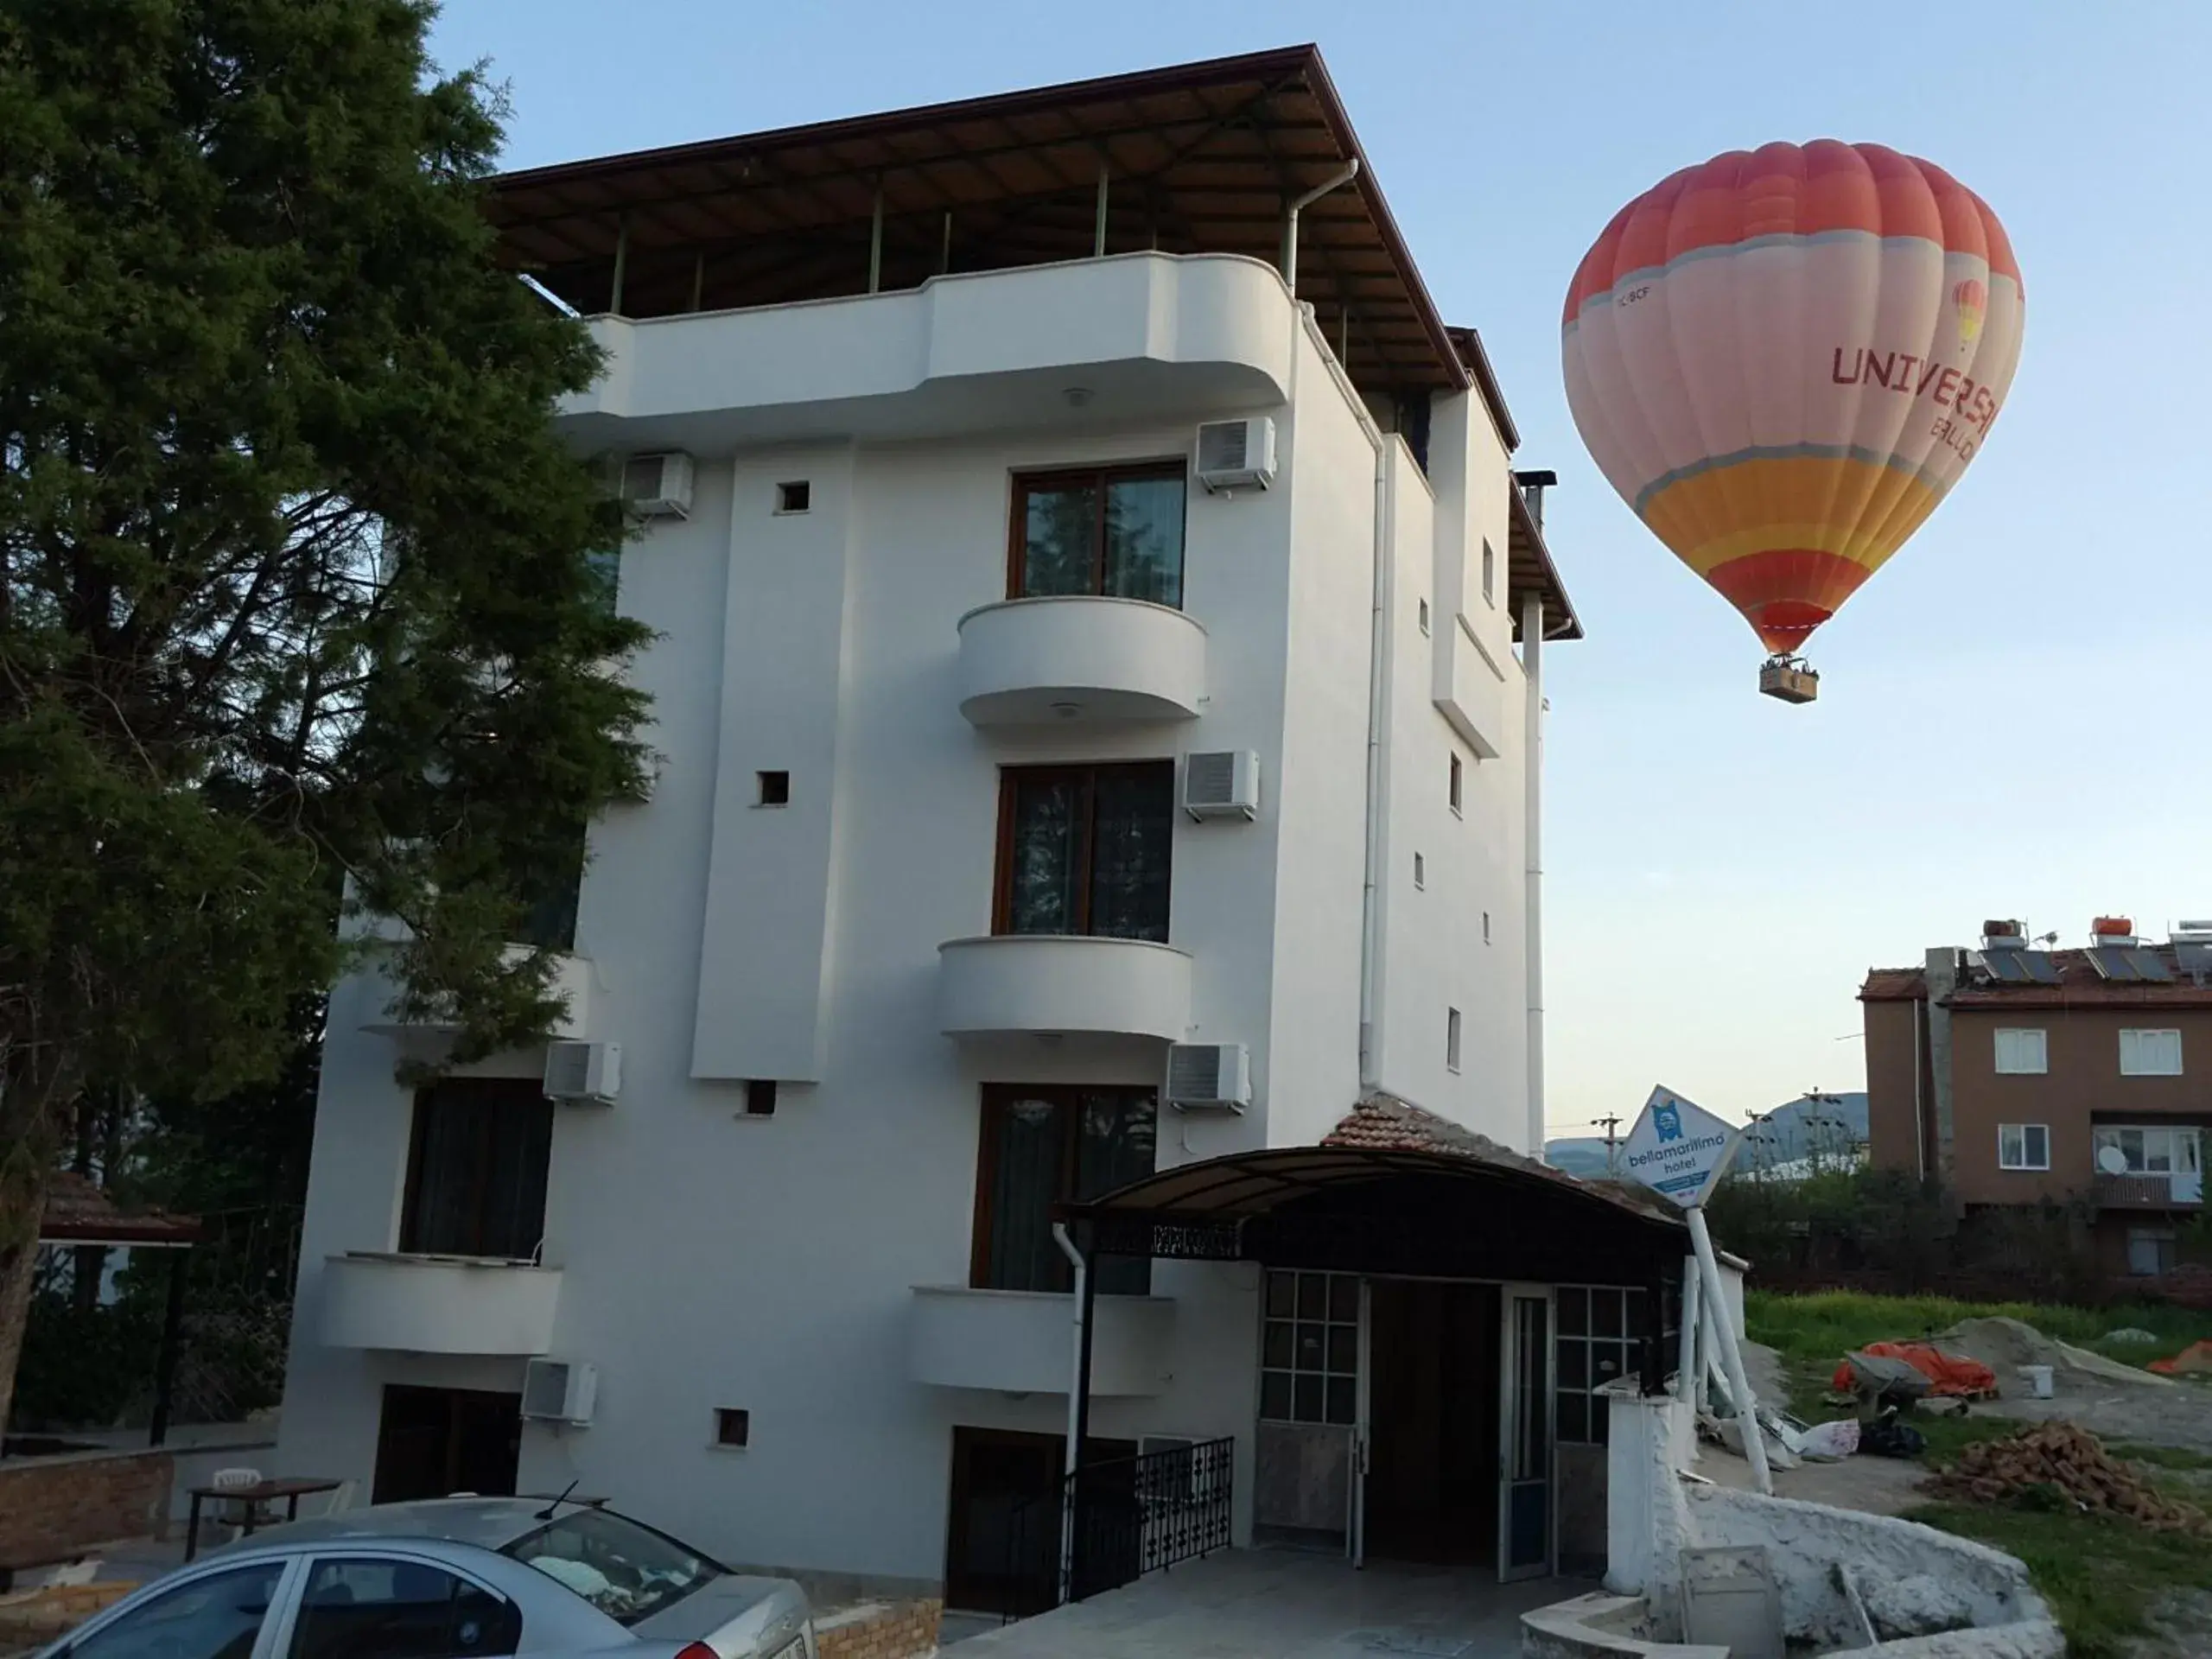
[41,1170,200,1248]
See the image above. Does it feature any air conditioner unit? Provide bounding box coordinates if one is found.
[620,451,695,518]
[1182,751,1259,822]
[521,1357,598,1426]
[1194,417,1277,493]
[543,1041,620,1105]
[1166,1043,1250,1112]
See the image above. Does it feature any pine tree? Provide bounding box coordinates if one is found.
[0,0,652,1426]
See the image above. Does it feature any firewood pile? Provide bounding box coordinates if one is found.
[1929,1422,2211,1533]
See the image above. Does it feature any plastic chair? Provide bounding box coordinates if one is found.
[209,1466,266,1544]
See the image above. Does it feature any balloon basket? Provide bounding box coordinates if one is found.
[1758,656,1819,704]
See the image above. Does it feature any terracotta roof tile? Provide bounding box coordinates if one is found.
[1860,967,1929,1001]
[41,1171,200,1246]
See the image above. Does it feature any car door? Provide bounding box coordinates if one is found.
[275,1553,524,1659]
[58,1558,301,1659]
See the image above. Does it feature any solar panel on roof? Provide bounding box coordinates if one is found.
[2019,951,2062,984]
[2177,942,2212,981]
[2090,947,2141,982]
[1981,952,2031,983]
[2129,948,2174,982]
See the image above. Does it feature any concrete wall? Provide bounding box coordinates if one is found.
[276,263,1547,1588]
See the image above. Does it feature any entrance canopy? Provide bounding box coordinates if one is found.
[1061,1096,1682,1289]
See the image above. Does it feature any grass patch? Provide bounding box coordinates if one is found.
[1908,1500,2212,1659]
[2110,1441,2212,1472]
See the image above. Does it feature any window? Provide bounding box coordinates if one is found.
[1446,1007,1464,1072]
[755,769,790,806]
[400,1080,553,1260]
[1418,598,1431,635]
[1448,752,1464,815]
[2127,1227,2177,1277]
[1555,1287,1656,1445]
[743,1080,778,1117]
[73,1562,283,1659]
[715,1408,751,1448]
[290,1558,521,1659]
[995,762,1173,942]
[1483,911,1491,944]
[1010,462,1186,607]
[974,1085,1156,1296]
[517,819,587,952]
[1260,1270,1357,1425]
[1997,1122,2050,1171]
[2094,1125,2202,1178]
[1413,852,1426,889]
[2120,1028,2183,1076]
[1482,539,1497,605]
[775,480,810,514]
[1993,1027,2048,1075]
[502,1508,721,1627]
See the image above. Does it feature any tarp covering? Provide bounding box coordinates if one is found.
[1832,1341,1998,1398]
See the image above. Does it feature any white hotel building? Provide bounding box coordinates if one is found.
[277,48,1688,1609]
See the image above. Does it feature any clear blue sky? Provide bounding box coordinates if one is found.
[431,2,2212,1129]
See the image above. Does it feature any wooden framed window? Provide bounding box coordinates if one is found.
[995,761,1173,942]
[1009,462,1187,607]
[971,1085,1156,1295]
[1997,1122,2050,1171]
[399,1079,553,1260]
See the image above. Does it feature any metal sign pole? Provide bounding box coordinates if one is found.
[1685,1202,1771,1495]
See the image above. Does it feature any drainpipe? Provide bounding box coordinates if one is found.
[1351,360,1391,1090]
[1521,589,1546,1154]
[1281,161,1359,294]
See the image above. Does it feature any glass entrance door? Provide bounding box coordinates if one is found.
[1498,1286,1554,1580]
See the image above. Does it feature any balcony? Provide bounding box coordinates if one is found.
[938,936,1192,1042]
[957,597,1205,727]
[320,1252,562,1356]
[358,947,595,1041]
[2095,1173,2203,1210]
[556,251,1294,448]
[906,1286,1175,1396]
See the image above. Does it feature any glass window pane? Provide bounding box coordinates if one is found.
[1593,1290,1623,1338]
[1592,1343,1626,1389]
[1073,1091,1156,1200]
[1326,1325,1357,1374]
[404,1082,551,1260]
[1556,1391,1588,1444]
[1103,474,1185,607]
[983,1096,1067,1292]
[1557,1339,1587,1390]
[74,1564,284,1659]
[1556,1287,1587,1335]
[1295,1274,1325,1320]
[1087,766,1173,943]
[1263,1321,1294,1369]
[1004,778,1082,936]
[1261,1371,1292,1421]
[294,1559,495,1659]
[1020,481,1100,597]
[1327,1274,1359,1322]
[1266,1272,1295,1319]
[1294,1324,1325,1372]
[1325,1376,1357,1426]
[1294,1374,1323,1423]
[1592,1398,1612,1446]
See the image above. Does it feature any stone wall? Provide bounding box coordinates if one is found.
[0,1448,171,1571]
[814,1598,942,1659]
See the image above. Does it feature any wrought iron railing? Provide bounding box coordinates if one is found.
[1001,1436,1235,1621]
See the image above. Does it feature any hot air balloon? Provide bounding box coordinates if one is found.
[1561,143,2024,702]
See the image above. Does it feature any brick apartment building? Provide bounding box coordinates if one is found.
[1861,917,2209,1276]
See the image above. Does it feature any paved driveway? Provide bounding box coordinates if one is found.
[950,1549,1587,1658]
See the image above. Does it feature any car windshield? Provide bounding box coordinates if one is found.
[501,1506,721,1626]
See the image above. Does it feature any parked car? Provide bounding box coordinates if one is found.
[38,1497,817,1659]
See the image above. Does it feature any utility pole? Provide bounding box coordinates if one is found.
[1597,1114,1624,1178]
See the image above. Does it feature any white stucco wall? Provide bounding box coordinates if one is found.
[276,255,1552,1586]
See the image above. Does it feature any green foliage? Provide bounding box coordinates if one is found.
[12,1281,160,1428]
[1908,1500,2212,1659]
[0,0,653,1416]
[1705,1166,1954,1287]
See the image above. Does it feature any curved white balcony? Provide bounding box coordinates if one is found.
[320,1252,561,1356]
[957,597,1205,727]
[907,1286,1175,1396]
[938,935,1192,1042]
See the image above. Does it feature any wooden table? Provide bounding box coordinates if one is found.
[182,1478,343,1561]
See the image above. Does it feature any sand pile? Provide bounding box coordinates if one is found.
[1938,1315,2175,1390]
[1929,1422,2209,1532]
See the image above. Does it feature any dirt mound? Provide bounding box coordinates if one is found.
[1929,1422,2211,1532]
[1938,1315,2174,1390]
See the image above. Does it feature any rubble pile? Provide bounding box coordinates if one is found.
[1929,1423,2211,1533]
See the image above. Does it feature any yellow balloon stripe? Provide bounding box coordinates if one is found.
[1639,455,1942,577]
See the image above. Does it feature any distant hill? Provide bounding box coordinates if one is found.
[1545,1091,1868,1179]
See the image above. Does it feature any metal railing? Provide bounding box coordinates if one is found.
[1001,1436,1234,1621]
